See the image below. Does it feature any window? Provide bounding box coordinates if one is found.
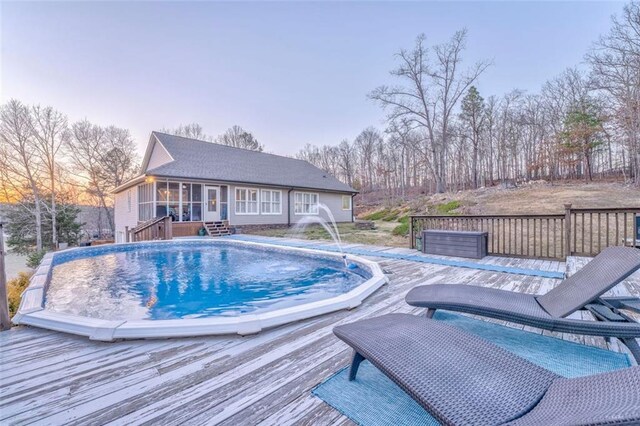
[294,192,319,215]
[342,195,352,210]
[235,188,258,214]
[182,183,202,221]
[137,183,154,221]
[261,190,282,214]
[154,181,202,222]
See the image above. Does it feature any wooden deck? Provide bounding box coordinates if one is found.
[1,238,639,425]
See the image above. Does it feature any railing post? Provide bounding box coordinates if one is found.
[166,217,173,240]
[564,204,572,258]
[0,223,12,331]
[125,226,129,243]
[409,216,414,249]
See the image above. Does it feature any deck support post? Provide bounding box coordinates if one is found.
[0,223,11,331]
[564,204,572,259]
[409,216,414,250]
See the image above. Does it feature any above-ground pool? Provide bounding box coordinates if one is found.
[13,239,387,341]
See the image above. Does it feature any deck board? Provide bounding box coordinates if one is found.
[1,244,639,425]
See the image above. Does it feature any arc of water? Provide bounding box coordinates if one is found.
[288,203,348,267]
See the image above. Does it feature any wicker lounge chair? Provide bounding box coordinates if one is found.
[334,313,640,426]
[405,246,640,361]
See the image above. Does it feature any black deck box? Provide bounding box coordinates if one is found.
[422,230,488,259]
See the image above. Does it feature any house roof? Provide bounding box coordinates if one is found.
[137,132,356,193]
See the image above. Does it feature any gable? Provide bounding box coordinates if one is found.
[140,134,174,173]
[147,140,173,171]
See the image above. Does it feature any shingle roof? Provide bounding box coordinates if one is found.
[145,132,356,193]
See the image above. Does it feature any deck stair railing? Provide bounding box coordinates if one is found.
[410,204,640,260]
[126,216,173,242]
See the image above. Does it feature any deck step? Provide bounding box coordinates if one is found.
[204,221,231,237]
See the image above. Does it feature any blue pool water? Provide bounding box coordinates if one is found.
[46,242,370,320]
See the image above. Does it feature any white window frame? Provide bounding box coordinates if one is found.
[260,189,282,215]
[342,195,352,211]
[235,187,259,215]
[294,191,319,215]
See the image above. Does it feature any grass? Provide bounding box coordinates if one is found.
[434,200,461,215]
[245,221,409,247]
[8,272,31,318]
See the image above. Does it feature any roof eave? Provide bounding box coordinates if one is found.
[113,175,148,194]
[143,172,357,194]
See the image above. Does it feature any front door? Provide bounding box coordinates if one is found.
[204,186,220,222]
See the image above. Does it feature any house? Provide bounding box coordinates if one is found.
[113,132,357,242]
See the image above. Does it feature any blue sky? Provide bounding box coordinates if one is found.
[1,1,624,156]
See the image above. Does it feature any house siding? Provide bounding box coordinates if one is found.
[114,180,354,238]
[114,187,138,243]
[228,184,353,226]
[147,142,173,170]
[291,191,352,224]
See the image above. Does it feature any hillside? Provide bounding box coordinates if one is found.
[357,181,640,217]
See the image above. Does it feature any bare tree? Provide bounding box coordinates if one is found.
[0,100,44,251]
[370,30,491,193]
[66,121,139,235]
[30,105,68,248]
[354,127,382,192]
[163,123,208,140]
[587,3,640,184]
[216,125,263,151]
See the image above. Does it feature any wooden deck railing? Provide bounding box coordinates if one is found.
[0,223,11,331]
[410,204,640,259]
[127,216,173,242]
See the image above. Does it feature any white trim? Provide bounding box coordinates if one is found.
[260,189,282,215]
[235,187,260,215]
[294,191,319,215]
[204,185,221,222]
[12,240,387,340]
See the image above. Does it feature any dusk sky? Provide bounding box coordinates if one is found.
[1,1,624,156]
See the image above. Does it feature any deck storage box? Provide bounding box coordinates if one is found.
[422,230,488,259]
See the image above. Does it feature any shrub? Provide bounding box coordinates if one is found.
[381,210,400,221]
[362,209,388,221]
[392,222,409,236]
[398,215,409,225]
[435,200,461,215]
[7,272,32,318]
[26,250,47,269]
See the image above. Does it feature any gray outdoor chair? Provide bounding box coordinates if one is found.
[334,313,640,426]
[405,246,640,361]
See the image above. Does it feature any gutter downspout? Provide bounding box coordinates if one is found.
[351,193,356,222]
[287,188,294,226]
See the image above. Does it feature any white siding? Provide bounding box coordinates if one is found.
[114,188,139,243]
[146,142,173,170]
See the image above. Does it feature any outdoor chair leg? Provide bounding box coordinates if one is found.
[425,308,436,319]
[621,338,640,363]
[349,351,365,381]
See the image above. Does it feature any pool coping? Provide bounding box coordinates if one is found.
[12,239,388,341]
